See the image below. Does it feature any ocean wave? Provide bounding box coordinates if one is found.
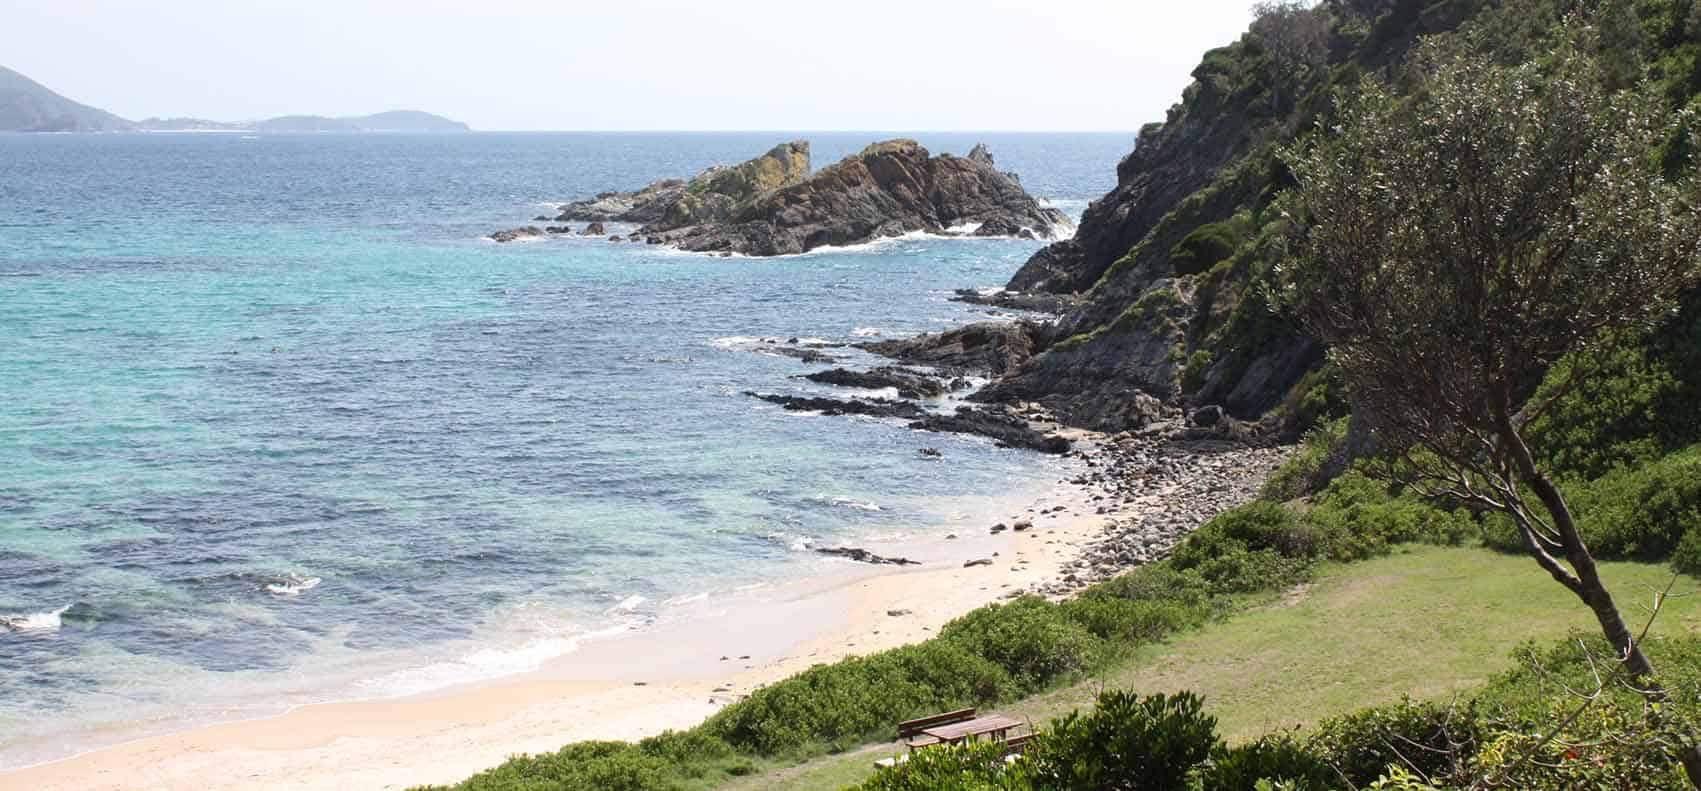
[1,605,69,633]
[708,335,764,350]
[809,495,883,512]
[607,594,646,614]
[263,573,322,597]
[851,327,883,337]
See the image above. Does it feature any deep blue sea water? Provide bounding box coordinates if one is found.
[0,131,1130,766]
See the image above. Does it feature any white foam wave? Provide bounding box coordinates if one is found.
[709,335,764,350]
[1,606,69,633]
[852,327,883,337]
[662,592,710,607]
[812,495,882,512]
[264,574,322,597]
[356,624,631,698]
[608,594,647,614]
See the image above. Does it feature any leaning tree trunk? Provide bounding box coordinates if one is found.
[1498,416,1701,788]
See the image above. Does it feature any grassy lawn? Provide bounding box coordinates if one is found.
[719,544,1701,791]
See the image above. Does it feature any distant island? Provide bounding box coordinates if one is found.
[0,65,468,133]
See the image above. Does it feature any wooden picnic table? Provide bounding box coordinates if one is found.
[919,714,1023,743]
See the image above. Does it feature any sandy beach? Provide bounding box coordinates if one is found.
[0,448,1122,791]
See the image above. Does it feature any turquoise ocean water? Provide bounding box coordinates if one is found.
[0,132,1129,766]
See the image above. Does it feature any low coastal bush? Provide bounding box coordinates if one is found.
[1299,473,1474,561]
[1482,444,1701,570]
[1023,690,1218,791]
[856,740,1024,791]
[938,597,1103,691]
[1060,595,1211,644]
[435,741,673,791]
[1305,699,1479,789]
[1260,416,1349,501]
[1192,733,1337,791]
[703,640,1017,756]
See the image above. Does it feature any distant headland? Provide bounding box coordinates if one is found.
[0,65,468,133]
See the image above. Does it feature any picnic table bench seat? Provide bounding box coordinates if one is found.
[896,708,975,740]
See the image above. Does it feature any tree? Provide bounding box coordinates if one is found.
[1252,0,1331,111]
[1278,35,1701,785]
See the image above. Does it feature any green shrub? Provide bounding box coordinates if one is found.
[858,740,1030,791]
[1307,699,1479,789]
[1186,547,1314,594]
[1181,349,1216,393]
[1060,596,1210,644]
[1674,528,1701,577]
[1486,445,1701,562]
[1169,503,1324,593]
[1260,417,1349,502]
[1172,502,1318,566]
[703,641,1016,756]
[635,730,737,778]
[1088,563,1215,610]
[1192,732,1337,791]
[1469,703,1693,790]
[1025,690,1217,791]
[1300,472,1475,561]
[1568,444,1701,560]
[432,741,672,791]
[1525,340,1687,481]
[1170,220,1245,276]
[939,597,1103,691]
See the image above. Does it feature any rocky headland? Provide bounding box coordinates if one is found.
[491,140,1067,255]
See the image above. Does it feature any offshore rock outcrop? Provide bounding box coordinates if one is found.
[647,140,1065,256]
[556,141,813,226]
[497,139,1065,254]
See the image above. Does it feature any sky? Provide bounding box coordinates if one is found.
[0,0,1259,131]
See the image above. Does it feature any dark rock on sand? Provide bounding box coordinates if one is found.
[908,406,1070,454]
[817,547,919,566]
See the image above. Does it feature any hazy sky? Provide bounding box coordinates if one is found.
[1,0,1257,131]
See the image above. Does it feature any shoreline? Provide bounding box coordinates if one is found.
[0,431,1287,791]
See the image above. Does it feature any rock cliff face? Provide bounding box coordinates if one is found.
[516,139,1065,254]
[916,0,1488,438]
